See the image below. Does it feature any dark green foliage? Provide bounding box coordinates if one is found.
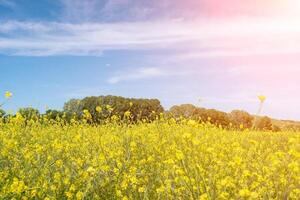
[63,95,164,123]
[0,109,5,118]
[169,104,231,128]
[45,109,64,120]
[18,107,40,121]
[63,99,82,115]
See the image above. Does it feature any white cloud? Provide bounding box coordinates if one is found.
[108,67,165,84]
[169,48,300,61]
[0,18,300,56]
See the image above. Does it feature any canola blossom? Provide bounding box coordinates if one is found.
[0,116,299,199]
[95,106,102,113]
[258,95,266,103]
[4,91,12,99]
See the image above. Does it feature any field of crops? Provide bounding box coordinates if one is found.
[0,117,299,200]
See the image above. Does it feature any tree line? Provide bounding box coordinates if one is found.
[63,95,164,122]
[0,95,296,131]
[167,104,281,131]
[0,95,164,123]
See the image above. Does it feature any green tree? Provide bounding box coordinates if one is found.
[255,116,273,131]
[45,109,64,120]
[63,95,164,123]
[169,104,198,118]
[203,109,231,128]
[169,104,232,128]
[0,109,5,118]
[229,110,254,129]
[18,107,40,121]
[63,99,82,114]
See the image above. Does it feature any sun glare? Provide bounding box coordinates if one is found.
[280,0,300,18]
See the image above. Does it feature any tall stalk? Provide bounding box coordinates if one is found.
[252,95,266,130]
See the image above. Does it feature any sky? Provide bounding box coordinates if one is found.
[1,0,300,120]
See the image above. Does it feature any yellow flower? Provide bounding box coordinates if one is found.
[10,178,26,194]
[76,191,84,200]
[95,106,102,113]
[187,119,196,126]
[124,111,131,118]
[83,109,92,120]
[258,95,266,103]
[31,189,37,198]
[106,105,113,112]
[121,180,128,190]
[54,172,61,183]
[240,124,244,129]
[50,185,57,191]
[87,166,96,175]
[138,186,145,193]
[55,159,63,168]
[116,189,122,197]
[156,186,165,194]
[69,184,76,192]
[4,91,12,99]
[239,189,251,197]
[65,191,73,199]
[175,150,184,160]
[288,162,299,173]
[199,193,209,200]
[111,115,119,121]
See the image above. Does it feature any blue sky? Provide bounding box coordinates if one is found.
[1,0,300,120]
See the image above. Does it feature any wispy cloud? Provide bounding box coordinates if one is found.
[60,0,106,22]
[108,67,166,84]
[59,0,199,22]
[59,0,300,22]
[0,18,300,56]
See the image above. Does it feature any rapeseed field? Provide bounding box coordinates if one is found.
[0,115,299,200]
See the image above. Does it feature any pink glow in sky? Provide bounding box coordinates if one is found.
[164,0,300,119]
[181,0,300,18]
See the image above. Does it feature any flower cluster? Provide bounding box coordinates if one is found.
[0,115,299,199]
